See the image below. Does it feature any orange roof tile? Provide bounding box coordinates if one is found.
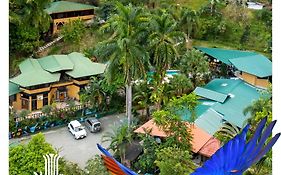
[198,137,221,157]
[134,119,167,137]
[134,119,220,157]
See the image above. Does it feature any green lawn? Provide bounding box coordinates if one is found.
[175,0,209,10]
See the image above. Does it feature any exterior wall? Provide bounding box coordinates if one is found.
[37,94,44,109]
[12,93,22,110]
[12,79,91,111]
[29,96,32,111]
[73,79,89,85]
[256,78,270,88]
[48,87,58,105]
[52,15,94,34]
[67,85,80,100]
[240,72,256,86]
[239,72,269,88]
[21,87,50,94]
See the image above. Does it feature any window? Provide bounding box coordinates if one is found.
[87,120,92,126]
[70,124,74,130]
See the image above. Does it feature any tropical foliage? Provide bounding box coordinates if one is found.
[61,19,86,47]
[155,146,196,175]
[9,133,56,175]
[9,0,51,55]
[95,3,150,125]
[176,48,210,87]
[101,123,135,163]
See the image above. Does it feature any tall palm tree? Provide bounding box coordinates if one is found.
[149,13,185,80]
[180,7,198,41]
[148,12,185,109]
[95,3,149,126]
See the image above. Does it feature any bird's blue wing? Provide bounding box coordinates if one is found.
[192,117,280,175]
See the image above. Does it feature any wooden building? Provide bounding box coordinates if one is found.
[45,1,96,34]
[196,47,272,89]
[9,52,107,111]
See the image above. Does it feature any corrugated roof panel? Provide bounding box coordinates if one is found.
[211,81,261,128]
[38,55,74,73]
[66,52,107,78]
[229,55,272,77]
[11,58,61,87]
[194,87,228,103]
[9,82,21,96]
[45,1,96,14]
[204,78,242,94]
[195,109,223,135]
[195,47,258,65]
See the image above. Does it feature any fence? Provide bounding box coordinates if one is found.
[16,104,86,121]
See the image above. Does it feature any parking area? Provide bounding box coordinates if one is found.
[10,113,127,168]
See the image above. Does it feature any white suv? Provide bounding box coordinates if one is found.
[68,120,87,139]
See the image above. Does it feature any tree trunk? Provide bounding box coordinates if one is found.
[126,83,132,126]
[146,106,150,119]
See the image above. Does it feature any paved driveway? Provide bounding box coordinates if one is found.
[10,114,127,168]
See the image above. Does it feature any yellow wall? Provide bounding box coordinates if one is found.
[21,87,50,94]
[52,15,94,33]
[29,96,32,111]
[240,72,256,86]
[256,78,269,88]
[67,85,80,100]
[240,72,269,89]
[37,94,44,109]
[48,87,58,105]
[73,79,89,85]
[12,93,22,111]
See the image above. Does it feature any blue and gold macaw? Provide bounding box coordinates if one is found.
[97,117,280,175]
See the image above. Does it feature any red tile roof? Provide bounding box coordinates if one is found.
[134,119,220,157]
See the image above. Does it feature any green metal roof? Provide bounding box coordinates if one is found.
[195,47,258,65]
[204,79,242,94]
[195,109,223,135]
[9,82,21,96]
[66,52,107,78]
[194,87,228,103]
[178,100,215,122]
[229,55,272,78]
[38,55,74,73]
[10,59,60,87]
[45,1,96,14]
[206,79,261,128]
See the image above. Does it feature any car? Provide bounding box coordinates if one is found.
[84,117,101,133]
[68,120,87,139]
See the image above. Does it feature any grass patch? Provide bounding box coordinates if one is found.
[175,0,209,10]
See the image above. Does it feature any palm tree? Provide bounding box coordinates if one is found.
[95,3,149,126]
[149,12,185,80]
[148,12,185,109]
[215,122,241,144]
[80,77,106,112]
[180,7,198,42]
[133,82,153,119]
[101,124,134,164]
